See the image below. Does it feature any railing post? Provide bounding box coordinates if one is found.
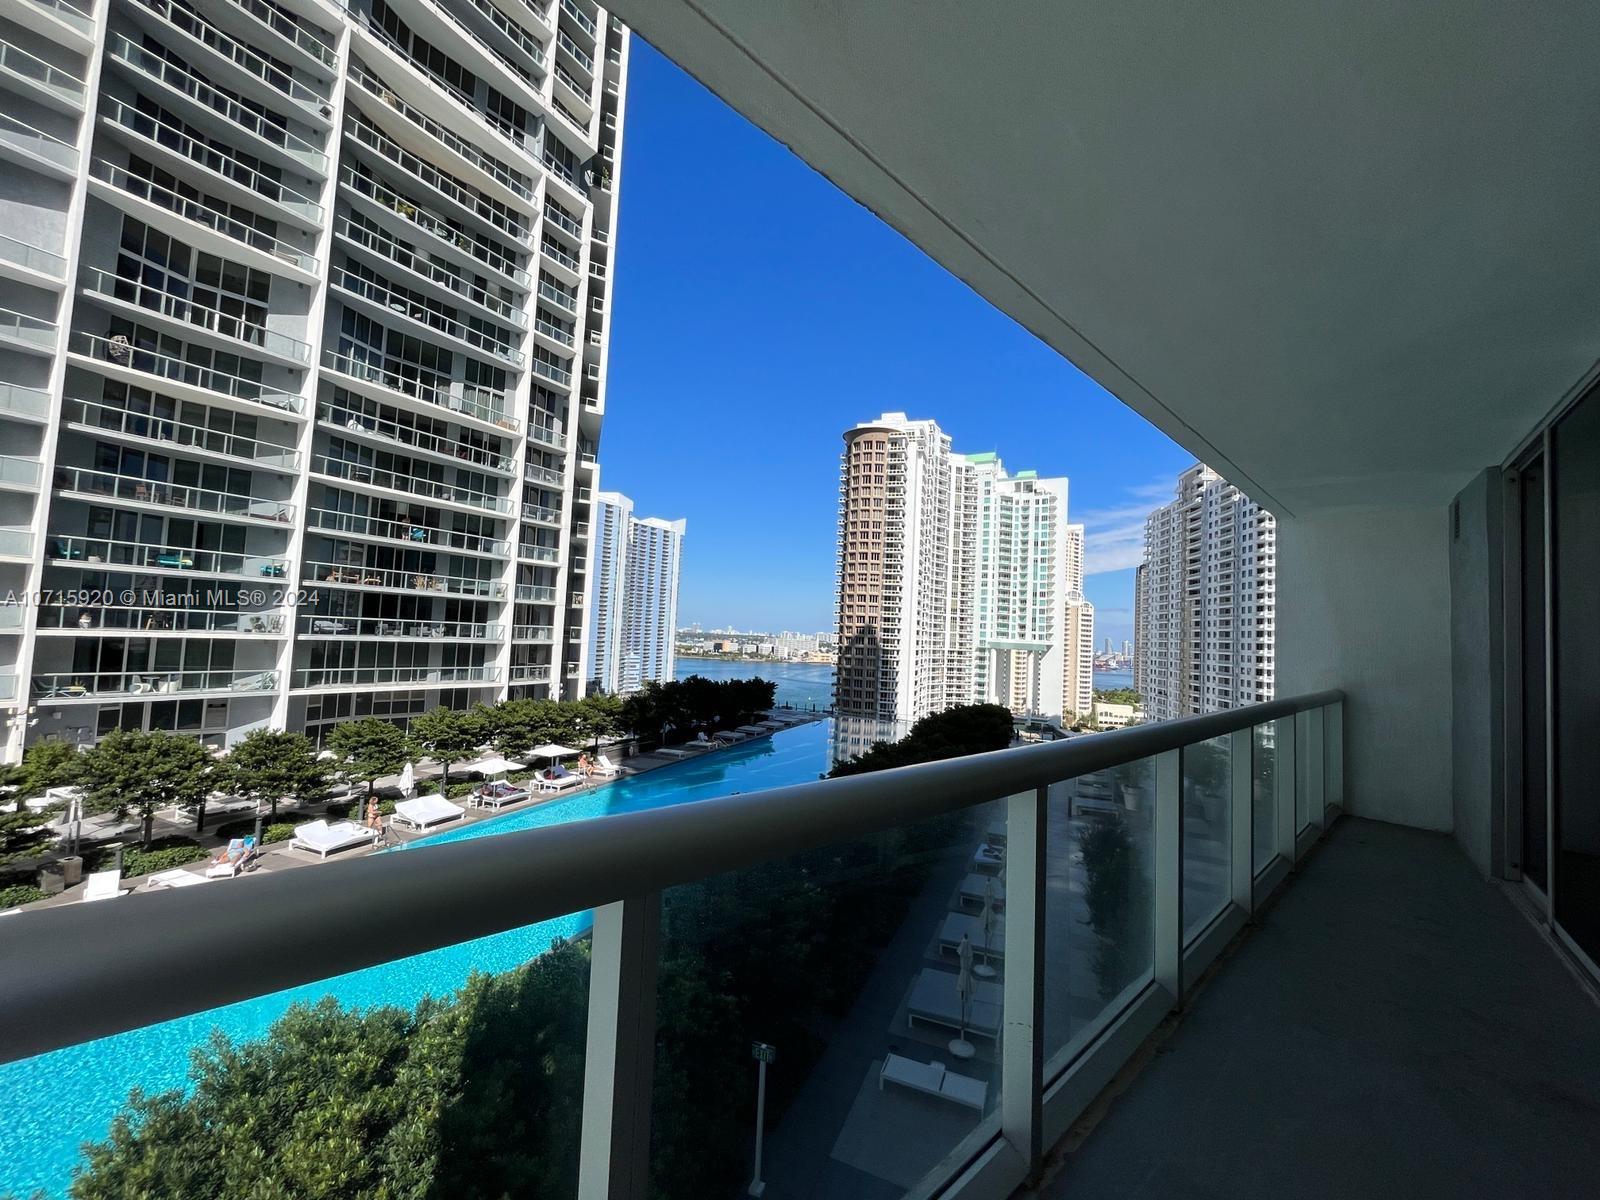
[578,893,660,1200]
[1002,786,1047,1180]
[1325,701,1345,814]
[1230,727,1255,915]
[1277,716,1297,867]
[1153,749,1183,1002]
[1306,707,1327,834]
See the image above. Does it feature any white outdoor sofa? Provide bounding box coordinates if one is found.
[938,911,1005,962]
[906,967,1003,1040]
[536,768,586,794]
[589,754,623,777]
[291,819,379,859]
[879,1054,988,1111]
[392,795,467,831]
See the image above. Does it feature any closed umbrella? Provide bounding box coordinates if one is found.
[975,878,999,980]
[950,933,977,1060]
[398,761,416,799]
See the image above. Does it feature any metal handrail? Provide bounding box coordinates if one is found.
[0,691,1342,1063]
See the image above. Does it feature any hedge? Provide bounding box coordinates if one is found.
[86,837,207,879]
[0,883,43,909]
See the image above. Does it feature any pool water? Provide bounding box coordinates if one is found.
[0,721,833,1199]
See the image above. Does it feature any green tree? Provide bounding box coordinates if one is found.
[325,719,409,810]
[223,730,331,820]
[407,706,485,791]
[1093,687,1141,706]
[829,703,1015,777]
[79,730,212,849]
[0,741,83,866]
[573,692,623,752]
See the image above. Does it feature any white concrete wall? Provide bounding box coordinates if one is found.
[1448,469,1504,876]
[1277,504,1453,831]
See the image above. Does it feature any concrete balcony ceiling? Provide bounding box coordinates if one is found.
[612,0,1600,513]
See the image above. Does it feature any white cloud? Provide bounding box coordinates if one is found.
[1078,479,1174,576]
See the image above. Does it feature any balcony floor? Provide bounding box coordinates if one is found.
[1038,818,1600,1199]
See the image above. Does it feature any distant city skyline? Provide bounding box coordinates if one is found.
[600,42,1194,646]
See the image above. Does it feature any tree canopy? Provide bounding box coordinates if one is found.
[406,706,486,788]
[79,730,213,848]
[829,703,1015,777]
[325,719,410,803]
[222,730,331,819]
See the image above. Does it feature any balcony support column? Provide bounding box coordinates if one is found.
[1001,785,1047,1179]
[578,892,660,1200]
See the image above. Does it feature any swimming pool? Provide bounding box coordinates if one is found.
[0,720,833,1199]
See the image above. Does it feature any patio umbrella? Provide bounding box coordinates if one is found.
[527,744,579,777]
[975,878,1000,980]
[950,934,977,1060]
[398,761,416,799]
[468,755,526,778]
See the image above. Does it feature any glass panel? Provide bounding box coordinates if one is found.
[0,902,591,1199]
[1043,757,1156,1064]
[1182,735,1232,942]
[1296,712,1314,833]
[1551,386,1600,963]
[651,808,1000,1199]
[1519,453,1548,890]
[1252,720,1280,872]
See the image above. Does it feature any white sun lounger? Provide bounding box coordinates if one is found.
[537,770,586,793]
[393,795,467,830]
[291,819,379,859]
[712,730,745,743]
[146,868,211,889]
[906,968,1002,1039]
[971,844,1005,874]
[938,911,1005,962]
[957,874,1006,911]
[879,1053,988,1112]
[590,754,622,777]
[655,747,696,759]
[735,724,768,736]
[82,870,126,902]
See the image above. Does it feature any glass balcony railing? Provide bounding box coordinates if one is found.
[0,307,58,349]
[0,111,77,170]
[515,583,556,602]
[508,660,550,681]
[530,354,572,387]
[541,236,580,273]
[522,501,560,525]
[0,528,32,558]
[45,534,286,579]
[553,62,589,106]
[0,456,42,487]
[311,454,511,514]
[129,0,331,110]
[51,465,296,524]
[320,404,513,474]
[91,160,319,273]
[68,331,303,414]
[338,164,530,287]
[329,265,524,365]
[291,663,500,688]
[0,382,51,420]
[320,349,517,431]
[533,315,574,347]
[78,266,313,364]
[99,96,324,224]
[0,37,86,101]
[544,201,583,240]
[528,422,567,450]
[525,461,563,486]
[560,0,597,39]
[22,0,93,35]
[407,0,547,94]
[556,30,593,74]
[511,623,554,640]
[31,668,278,700]
[66,397,300,469]
[234,0,339,70]
[537,278,577,315]
[37,604,286,635]
[298,614,503,640]
[305,558,506,598]
[517,544,558,563]
[106,34,330,174]
[305,507,507,557]
[332,213,527,326]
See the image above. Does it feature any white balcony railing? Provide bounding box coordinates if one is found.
[321,349,516,431]
[129,0,331,111]
[291,663,500,688]
[305,507,507,557]
[69,331,303,414]
[78,265,312,364]
[320,404,513,474]
[329,265,524,364]
[298,615,503,640]
[305,559,506,599]
[332,213,526,326]
[36,604,286,635]
[311,454,511,514]
[66,397,301,469]
[51,465,296,523]
[45,534,286,579]
[0,111,77,171]
[338,164,529,287]
[0,37,85,102]
[0,306,57,349]
[31,668,278,700]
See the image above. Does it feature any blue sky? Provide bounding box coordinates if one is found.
[600,43,1196,646]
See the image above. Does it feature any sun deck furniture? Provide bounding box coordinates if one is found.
[537,766,586,793]
[938,911,1005,962]
[82,870,125,902]
[985,819,1008,846]
[957,874,1006,911]
[879,1053,988,1111]
[290,819,379,859]
[590,754,622,777]
[655,747,696,759]
[712,730,745,743]
[905,968,1002,1039]
[735,724,768,736]
[392,795,467,830]
[147,868,211,889]
[971,843,1005,874]
[206,836,258,878]
[755,720,787,732]
[468,781,531,810]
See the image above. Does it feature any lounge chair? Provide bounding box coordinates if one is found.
[938,912,1005,962]
[393,795,467,830]
[537,766,586,793]
[147,868,211,889]
[468,781,531,810]
[712,730,745,744]
[879,1053,988,1112]
[655,747,696,759]
[735,724,768,736]
[971,843,1005,874]
[590,754,622,777]
[957,874,1006,912]
[905,968,1002,1039]
[82,870,125,902]
[291,819,379,859]
[206,836,258,878]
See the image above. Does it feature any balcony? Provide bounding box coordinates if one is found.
[311,453,511,514]
[36,604,286,636]
[509,661,551,681]
[233,0,339,72]
[51,466,296,525]
[29,668,278,701]
[329,265,524,365]
[77,265,313,366]
[0,110,77,177]
[127,0,333,113]
[304,506,508,558]
[320,349,517,433]
[0,456,42,491]
[512,623,554,640]
[305,558,506,599]
[290,663,501,690]
[0,36,85,111]
[68,331,303,415]
[297,615,503,641]
[0,307,57,354]
[46,534,286,580]
[333,213,527,327]
[319,404,513,475]
[0,382,52,422]
[65,397,301,470]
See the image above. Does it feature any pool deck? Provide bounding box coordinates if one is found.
[13,711,831,909]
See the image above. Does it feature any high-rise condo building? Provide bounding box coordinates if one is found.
[1136,464,1276,721]
[834,413,1093,732]
[585,490,683,694]
[1063,522,1093,719]
[0,0,628,758]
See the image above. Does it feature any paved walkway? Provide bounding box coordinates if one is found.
[1036,818,1600,1200]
